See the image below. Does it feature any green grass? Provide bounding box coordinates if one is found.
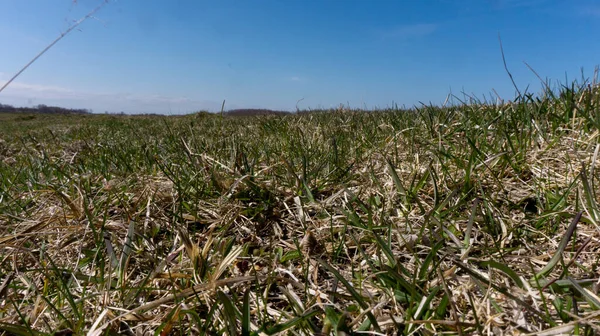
[1,81,600,335]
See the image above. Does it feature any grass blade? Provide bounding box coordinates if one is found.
[533,212,581,280]
[119,220,136,283]
[317,258,381,332]
[386,158,407,204]
[567,276,600,309]
[479,260,525,289]
[218,290,240,336]
[241,288,251,336]
[262,308,320,334]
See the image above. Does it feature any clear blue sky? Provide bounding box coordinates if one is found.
[1,0,599,114]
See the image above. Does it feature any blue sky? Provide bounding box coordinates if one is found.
[1,0,599,114]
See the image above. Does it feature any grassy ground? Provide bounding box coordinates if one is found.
[1,82,600,335]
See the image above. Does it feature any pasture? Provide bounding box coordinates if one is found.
[1,83,599,335]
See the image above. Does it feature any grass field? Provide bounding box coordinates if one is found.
[1,81,600,335]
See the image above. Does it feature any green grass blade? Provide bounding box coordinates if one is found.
[533,212,581,280]
[386,158,407,204]
[317,258,381,331]
[0,322,47,336]
[217,290,240,336]
[262,308,320,334]
[479,260,525,289]
[567,276,600,309]
[580,164,600,223]
[241,288,251,336]
[462,197,479,259]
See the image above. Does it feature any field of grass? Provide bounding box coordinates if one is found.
[1,82,600,335]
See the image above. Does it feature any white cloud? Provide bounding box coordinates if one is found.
[0,80,224,114]
[4,82,74,95]
[490,0,524,8]
[290,76,301,81]
[578,5,600,17]
[490,0,549,9]
[379,23,437,40]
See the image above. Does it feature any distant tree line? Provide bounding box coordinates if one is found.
[0,103,91,115]
[223,108,290,116]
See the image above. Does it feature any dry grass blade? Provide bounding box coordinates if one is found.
[0,272,14,300]
[86,309,109,336]
[53,188,82,219]
[210,245,243,284]
[118,220,136,282]
[157,304,182,336]
[178,226,200,266]
[103,231,118,268]
[0,220,50,244]
[525,324,575,336]
[91,276,260,332]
